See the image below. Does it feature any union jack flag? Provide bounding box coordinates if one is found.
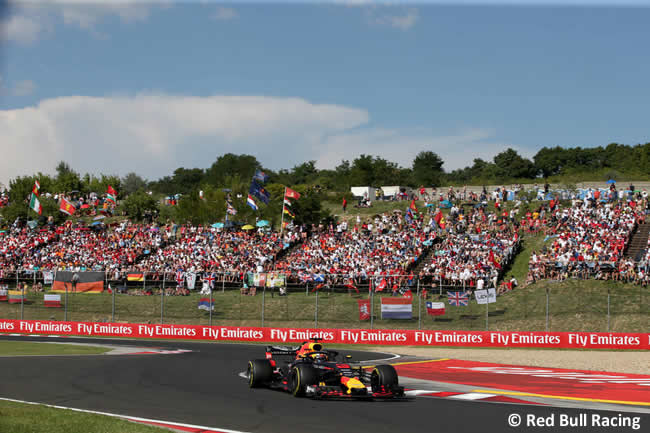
[176,271,184,288]
[447,291,469,307]
[203,272,216,289]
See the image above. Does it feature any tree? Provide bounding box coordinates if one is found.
[121,191,159,222]
[54,161,82,193]
[122,172,148,195]
[205,154,261,187]
[412,151,444,186]
[171,168,205,195]
[493,148,536,180]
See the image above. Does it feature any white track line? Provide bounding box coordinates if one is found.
[0,397,250,433]
[449,393,498,400]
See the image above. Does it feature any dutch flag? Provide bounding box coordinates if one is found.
[247,195,258,211]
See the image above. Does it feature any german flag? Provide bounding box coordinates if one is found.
[127,273,144,282]
[51,272,104,293]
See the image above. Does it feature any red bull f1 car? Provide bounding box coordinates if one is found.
[246,339,404,399]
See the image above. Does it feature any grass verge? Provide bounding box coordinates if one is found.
[0,341,110,356]
[0,400,161,433]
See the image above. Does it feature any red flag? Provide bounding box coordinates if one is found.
[409,199,418,214]
[402,290,413,301]
[345,283,359,294]
[311,283,324,292]
[358,299,370,321]
[107,185,117,196]
[489,250,502,270]
[375,278,387,292]
[426,301,445,316]
[32,180,40,196]
[59,197,76,216]
[285,187,301,200]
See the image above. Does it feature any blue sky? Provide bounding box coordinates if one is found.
[1,1,650,187]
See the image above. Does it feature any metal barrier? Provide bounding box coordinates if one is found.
[0,271,647,332]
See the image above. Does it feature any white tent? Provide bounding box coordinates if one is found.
[381,186,412,199]
[350,186,376,201]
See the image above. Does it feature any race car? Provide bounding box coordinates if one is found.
[246,338,404,399]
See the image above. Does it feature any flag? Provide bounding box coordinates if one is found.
[475,288,497,304]
[358,299,370,321]
[247,195,258,211]
[32,180,40,196]
[253,169,269,183]
[203,273,216,289]
[227,202,237,215]
[282,221,289,229]
[375,278,387,292]
[107,185,117,196]
[285,187,301,200]
[283,207,295,218]
[51,272,104,293]
[313,273,325,282]
[409,199,418,214]
[198,298,215,311]
[311,283,325,292]
[8,290,26,304]
[402,289,413,301]
[199,190,204,200]
[283,198,292,207]
[434,211,445,229]
[44,294,62,308]
[29,193,42,215]
[42,271,54,285]
[380,297,412,319]
[186,272,196,290]
[249,181,270,204]
[426,301,446,316]
[447,291,469,306]
[0,288,7,302]
[345,282,359,294]
[59,197,76,216]
[489,250,502,270]
[176,271,184,288]
[127,273,144,282]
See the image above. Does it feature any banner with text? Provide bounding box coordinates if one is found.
[0,319,648,350]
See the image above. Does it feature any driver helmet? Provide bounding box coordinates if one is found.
[310,352,327,361]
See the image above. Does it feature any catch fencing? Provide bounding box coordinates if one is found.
[0,270,647,332]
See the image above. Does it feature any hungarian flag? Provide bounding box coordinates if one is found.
[32,180,40,196]
[358,299,370,321]
[106,185,117,204]
[426,301,446,316]
[44,294,62,308]
[29,193,42,215]
[285,187,301,200]
[489,250,502,270]
[59,197,76,216]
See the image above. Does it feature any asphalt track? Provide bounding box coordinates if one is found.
[1,335,648,433]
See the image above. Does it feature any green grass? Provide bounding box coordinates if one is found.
[0,400,162,433]
[0,340,110,356]
[507,231,548,283]
[1,280,647,332]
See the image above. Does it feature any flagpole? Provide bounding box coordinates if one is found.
[280,187,286,234]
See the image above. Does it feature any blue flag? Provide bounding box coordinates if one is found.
[253,169,269,183]
[249,181,270,204]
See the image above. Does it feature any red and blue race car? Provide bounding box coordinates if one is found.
[246,339,404,399]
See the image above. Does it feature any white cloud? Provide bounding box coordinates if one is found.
[213,6,238,21]
[13,80,36,96]
[2,0,162,44]
[0,93,523,187]
[370,7,419,30]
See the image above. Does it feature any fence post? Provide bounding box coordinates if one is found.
[143,271,146,293]
[439,275,442,296]
[485,297,489,331]
[417,278,422,330]
[607,287,611,332]
[314,289,319,328]
[209,286,213,327]
[222,273,225,293]
[261,286,266,327]
[160,272,165,324]
[20,272,24,321]
[111,273,116,322]
[64,278,68,322]
[370,282,374,330]
[545,287,550,332]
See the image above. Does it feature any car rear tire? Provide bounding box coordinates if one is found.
[248,359,273,388]
[290,364,318,397]
[371,364,398,392]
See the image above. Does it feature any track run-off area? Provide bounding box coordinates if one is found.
[1,334,649,433]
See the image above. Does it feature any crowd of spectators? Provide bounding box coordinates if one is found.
[526,199,647,286]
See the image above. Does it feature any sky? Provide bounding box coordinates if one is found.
[1,0,650,188]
